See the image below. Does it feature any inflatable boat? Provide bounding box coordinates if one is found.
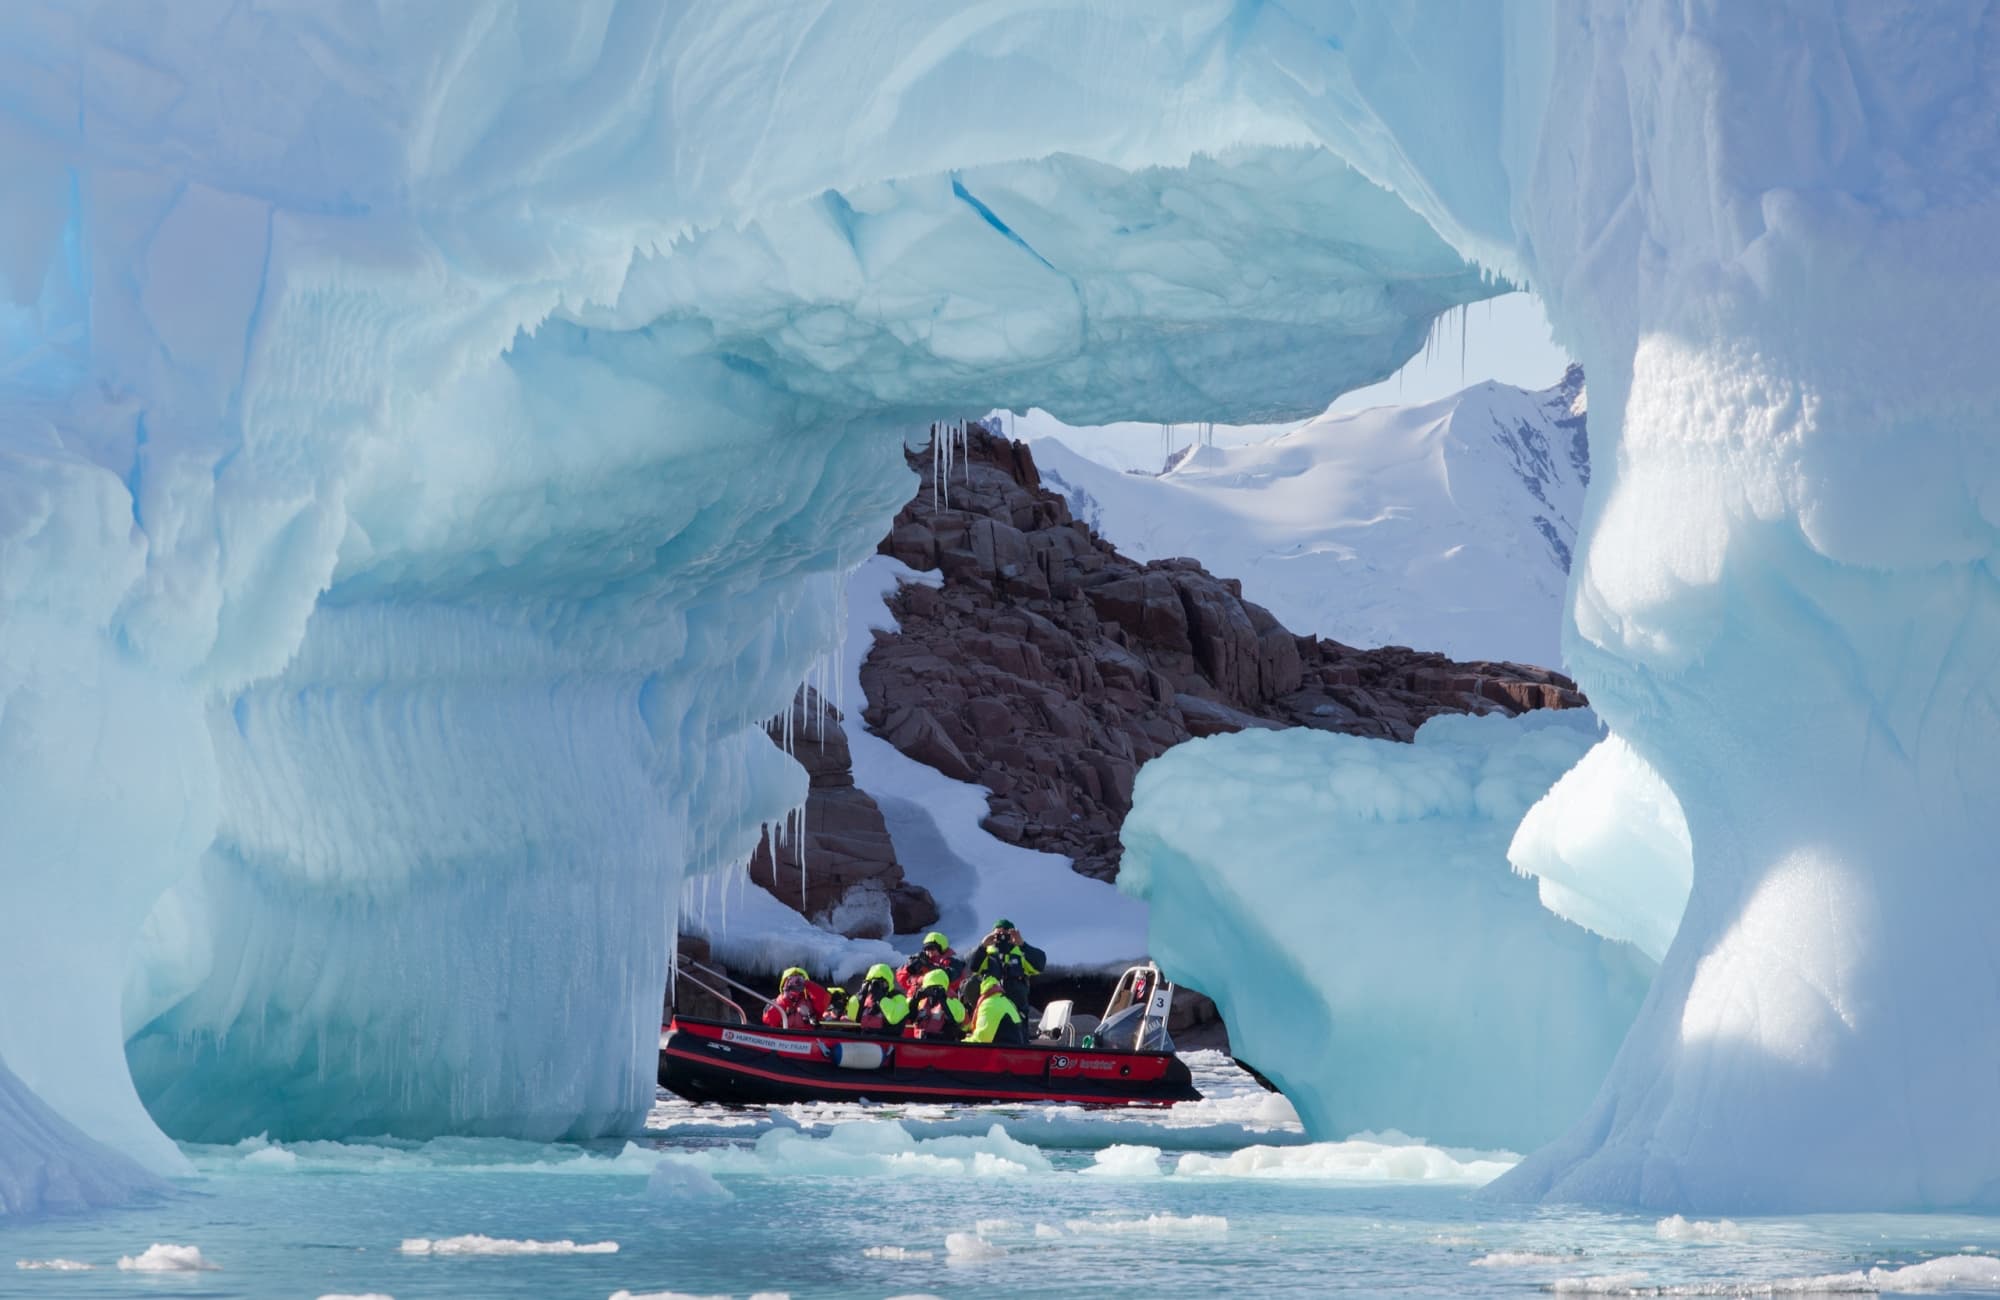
[659,964,1201,1107]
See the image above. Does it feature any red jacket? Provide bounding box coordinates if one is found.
[761,980,829,1029]
[896,951,964,996]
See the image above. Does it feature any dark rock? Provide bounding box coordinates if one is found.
[747,686,939,936]
[861,424,1586,881]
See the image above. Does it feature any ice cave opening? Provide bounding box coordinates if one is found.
[1,3,1996,1217]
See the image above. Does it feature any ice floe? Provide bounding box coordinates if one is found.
[1174,1135,1516,1184]
[117,1244,216,1271]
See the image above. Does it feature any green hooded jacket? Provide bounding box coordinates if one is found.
[967,977,1024,1044]
[854,962,910,1029]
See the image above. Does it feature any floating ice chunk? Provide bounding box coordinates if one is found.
[1546,1258,2000,1295]
[678,1121,1051,1179]
[1034,1224,1065,1240]
[608,1291,729,1300]
[1548,1276,1650,1295]
[1174,1137,1514,1185]
[1082,1145,1164,1177]
[1065,1214,1227,1237]
[317,1294,394,1299]
[242,1144,300,1170]
[973,1218,1017,1235]
[398,1236,617,1256]
[863,1246,933,1260]
[15,1259,93,1270]
[1470,1251,1575,1268]
[1654,1216,1744,1243]
[943,1233,1005,1260]
[1867,1257,2000,1292]
[646,1159,733,1203]
[117,1244,217,1271]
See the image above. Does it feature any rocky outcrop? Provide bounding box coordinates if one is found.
[745,688,939,937]
[864,424,1586,881]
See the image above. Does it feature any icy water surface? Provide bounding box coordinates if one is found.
[5,1055,2000,1298]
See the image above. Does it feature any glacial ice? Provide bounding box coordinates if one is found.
[0,3,1507,1201]
[1119,710,1655,1153]
[1508,736,1693,963]
[0,1056,158,1215]
[0,0,1992,1217]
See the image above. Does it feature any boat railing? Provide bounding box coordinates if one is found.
[1094,962,1176,1051]
[672,958,765,1024]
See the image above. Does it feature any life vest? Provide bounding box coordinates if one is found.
[907,990,965,1039]
[853,980,910,1032]
[762,995,817,1031]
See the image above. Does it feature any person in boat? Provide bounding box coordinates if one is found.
[970,919,1045,1013]
[966,975,1027,1046]
[896,931,965,996]
[849,963,911,1037]
[761,967,829,1030]
[904,967,967,1041]
[823,985,851,1021]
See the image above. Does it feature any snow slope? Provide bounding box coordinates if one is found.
[1034,369,1587,667]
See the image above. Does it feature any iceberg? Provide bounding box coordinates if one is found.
[0,1,1991,1213]
[0,4,1502,1198]
[1120,710,1654,1153]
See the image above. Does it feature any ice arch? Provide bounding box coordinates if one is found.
[0,2,1500,1186]
[0,1,1992,1213]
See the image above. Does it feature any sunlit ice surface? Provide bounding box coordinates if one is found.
[1,1057,1998,1298]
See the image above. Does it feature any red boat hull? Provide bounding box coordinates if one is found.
[658,1016,1199,1107]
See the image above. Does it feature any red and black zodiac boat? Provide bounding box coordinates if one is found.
[660,963,1200,1107]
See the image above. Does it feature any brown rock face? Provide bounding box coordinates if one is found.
[746,688,939,937]
[862,424,1587,882]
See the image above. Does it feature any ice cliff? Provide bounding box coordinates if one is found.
[3,1,1996,1214]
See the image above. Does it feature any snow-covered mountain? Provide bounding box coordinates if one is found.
[1034,367,1586,669]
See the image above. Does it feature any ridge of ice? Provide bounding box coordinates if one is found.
[1175,1138,1516,1185]
[1655,1217,1746,1244]
[398,1236,617,1256]
[1065,1214,1228,1237]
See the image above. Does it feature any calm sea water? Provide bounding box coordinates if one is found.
[4,1055,1998,1299]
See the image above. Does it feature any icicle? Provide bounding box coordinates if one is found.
[1460,302,1469,383]
[930,422,940,511]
